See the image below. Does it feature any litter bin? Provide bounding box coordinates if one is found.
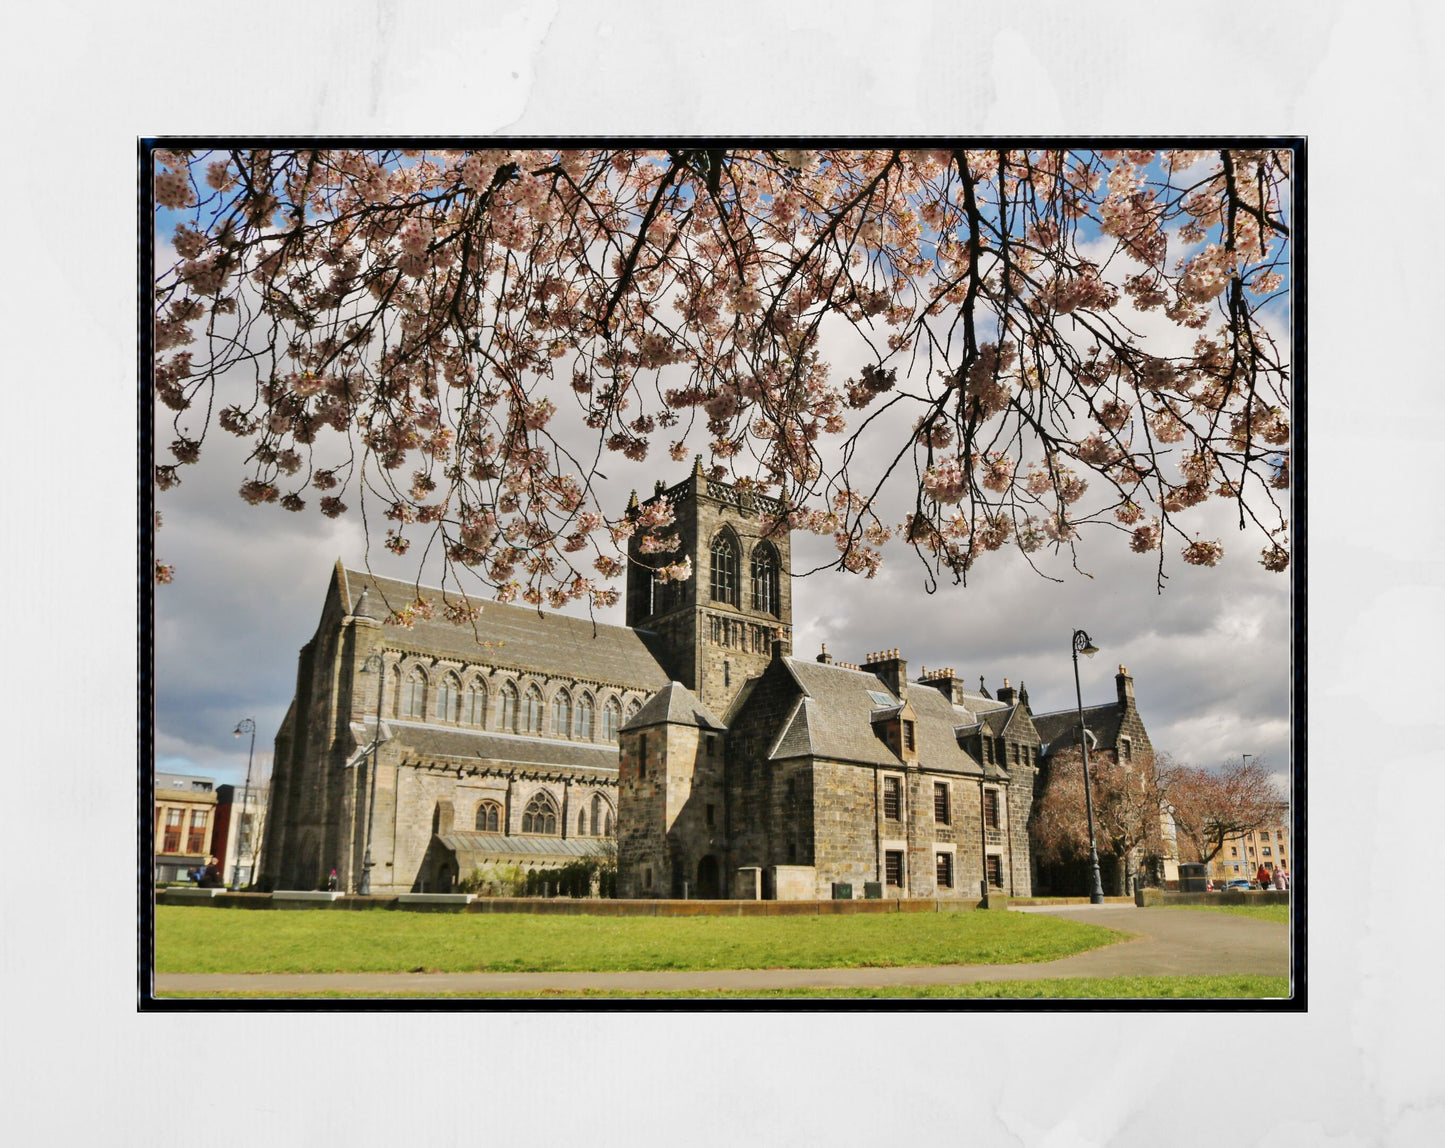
[1178,863,1208,892]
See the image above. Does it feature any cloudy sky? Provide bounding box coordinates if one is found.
[152,170,1294,801]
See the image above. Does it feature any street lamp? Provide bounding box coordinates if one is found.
[358,654,386,895]
[1071,629,1106,904]
[231,718,256,890]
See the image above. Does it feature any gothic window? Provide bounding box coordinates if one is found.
[603,697,623,742]
[591,793,602,836]
[605,810,614,836]
[626,699,642,724]
[521,791,558,835]
[578,808,587,835]
[523,685,544,734]
[475,801,501,833]
[750,542,779,615]
[575,692,594,740]
[710,531,739,605]
[437,673,460,722]
[403,668,427,718]
[465,679,487,727]
[500,682,518,732]
[551,689,571,737]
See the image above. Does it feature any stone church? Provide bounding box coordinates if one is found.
[259,459,1155,899]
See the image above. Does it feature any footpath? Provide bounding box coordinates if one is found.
[153,904,1290,997]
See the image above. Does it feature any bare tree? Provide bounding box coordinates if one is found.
[152,146,1292,609]
[1033,746,1170,894]
[1163,754,1284,866]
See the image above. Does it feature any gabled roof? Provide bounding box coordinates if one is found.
[1033,703,1124,756]
[768,658,984,775]
[621,682,726,732]
[342,568,669,690]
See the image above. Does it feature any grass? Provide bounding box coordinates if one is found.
[158,975,1289,1000]
[155,906,1124,975]
[1163,903,1289,925]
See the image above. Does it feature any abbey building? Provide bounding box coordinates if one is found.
[259,459,1155,899]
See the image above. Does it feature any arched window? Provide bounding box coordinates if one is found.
[551,689,571,738]
[403,668,427,718]
[591,793,602,836]
[751,542,780,615]
[578,808,588,835]
[603,697,623,742]
[465,679,487,727]
[475,801,501,833]
[524,685,544,734]
[500,682,518,732]
[605,810,614,836]
[437,673,460,722]
[575,692,594,740]
[521,791,558,835]
[710,531,739,605]
[626,699,642,726]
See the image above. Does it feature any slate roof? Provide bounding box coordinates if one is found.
[436,832,612,859]
[1032,703,1123,755]
[373,717,621,773]
[621,682,726,732]
[769,658,985,776]
[340,568,669,691]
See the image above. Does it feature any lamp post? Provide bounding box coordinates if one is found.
[231,718,256,890]
[1071,629,1106,904]
[358,654,386,895]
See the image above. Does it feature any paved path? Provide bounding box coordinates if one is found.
[154,905,1288,996]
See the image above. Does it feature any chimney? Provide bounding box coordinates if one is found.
[770,626,791,661]
[861,648,908,699]
[997,677,1017,705]
[918,666,963,705]
[816,642,832,664]
[1117,664,1135,710]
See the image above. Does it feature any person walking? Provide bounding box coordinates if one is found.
[1271,866,1285,891]
[1256,863,1271,891]
[327,868,339,892]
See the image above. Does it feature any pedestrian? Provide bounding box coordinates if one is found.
[200,856,222,888]
[1256,863,1271,891]
[327,868,338,892]
[1271,866,1285,891]
[1280,867,1290,891]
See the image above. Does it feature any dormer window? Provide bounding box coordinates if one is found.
[902,721,915,752]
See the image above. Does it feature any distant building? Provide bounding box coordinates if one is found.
[1211,822,1291,885]
[154,773,218,882]
[213,784,268,889]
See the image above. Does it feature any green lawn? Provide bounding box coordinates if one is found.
[160,975,1288,1000]
[1163,903,1289,925]
[155,906,1125,975]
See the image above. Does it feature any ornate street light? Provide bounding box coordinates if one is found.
[1071,629,1106,904]
[231,718,256,890]
[358,654,386,895]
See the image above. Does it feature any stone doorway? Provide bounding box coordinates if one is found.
[697,854,721,899]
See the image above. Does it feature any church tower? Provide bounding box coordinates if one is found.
[625,458,792,715]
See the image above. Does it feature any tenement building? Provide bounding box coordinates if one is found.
[260,459,1156,899]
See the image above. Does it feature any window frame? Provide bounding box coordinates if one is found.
[933,781,950,824]
[983,787,1001,830]
[710,531,740,606]
[936,851,954,888]
[884,850,904,887]
[883,775,902,821]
